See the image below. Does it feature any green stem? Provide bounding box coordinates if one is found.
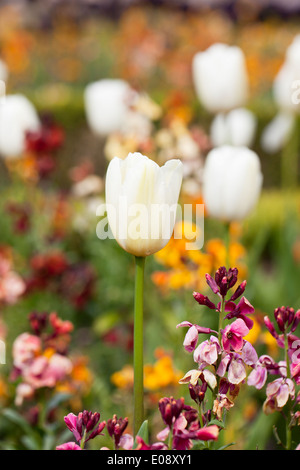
[224,222,230,269]
[284,332,292,450]
[80,430,87,450]
[133,256,146,436]
[213,296,226,405]
[281,118,298,190]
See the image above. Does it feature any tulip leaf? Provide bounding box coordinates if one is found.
[133,420,149,449]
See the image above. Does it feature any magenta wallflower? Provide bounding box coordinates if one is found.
[222,318,249,352]
[64,413,82,442]
[60,410,106,449]
[56,442,82,450]
[223,296,255,329]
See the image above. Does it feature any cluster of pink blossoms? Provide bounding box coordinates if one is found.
[11,312,74,406]
[56,266,300,450]
[178,266,300,449]
[57,397,219,450]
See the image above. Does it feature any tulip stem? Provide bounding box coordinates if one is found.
[133,255,146,435]
[224,222,230,269]
[281,118,298,189]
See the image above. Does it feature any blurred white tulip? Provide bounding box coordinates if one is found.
[210,108,257,147]
[0,94,40,159]
[192,43,249,113]
[202,145,263,222]
[105,152,183,257]
[261,35,300,153]
[261,111,294,154]
[273,34,300,113]
[0,59,8,83]
[84,79,137,136]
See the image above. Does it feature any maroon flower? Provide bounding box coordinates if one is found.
[107,415,129,449]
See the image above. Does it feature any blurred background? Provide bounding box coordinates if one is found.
[0,0,299,450]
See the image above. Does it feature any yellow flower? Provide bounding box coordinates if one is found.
[111,365,134,390]
[111,350,182,391]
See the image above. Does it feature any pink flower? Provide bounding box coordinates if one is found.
[263,378,295,414]
[64,413,82,442]
[247,365,268,390]
[227,357,246,385]
[177,322,217,353]
[119,434,134,450]
[15,383,34,406]
[23,353,72,389]
[193,336,221,365]
[135,436,168,450]
[12,333,41,370]
[291,362,300,385]
[0,271,25,304]
[56,442,82,450]
[63,411,106,447]
[183,325,199,352]
[222,319,249,352]
[196,425,219,441]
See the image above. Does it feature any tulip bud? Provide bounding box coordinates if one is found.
[192,43,249,114]
[0,94,40,159]
[105,152,183,257]
[202,145,263,222]
[84,79,137,136]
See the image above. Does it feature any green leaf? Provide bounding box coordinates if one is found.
[217,442,235,450]
[45,392,72,415]
[133,420,149,449]
[2,408,33,435]
[208,419,226,429]
[2,409,41,449]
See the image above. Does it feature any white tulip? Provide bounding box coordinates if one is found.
[210,108,257,148]
[0,59,8,83]
[273,35,300,113]
[261,35,300,153]
[105,152,183,257]
[84,79,137,136]
[261,111,294,154]
[192,43,249,113]
[0,94,40,159]
[202,145,263,222]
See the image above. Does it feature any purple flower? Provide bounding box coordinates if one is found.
[223,296,255,329]
[193,292,216,310]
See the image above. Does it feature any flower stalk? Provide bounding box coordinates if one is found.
[133,256,146,435]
